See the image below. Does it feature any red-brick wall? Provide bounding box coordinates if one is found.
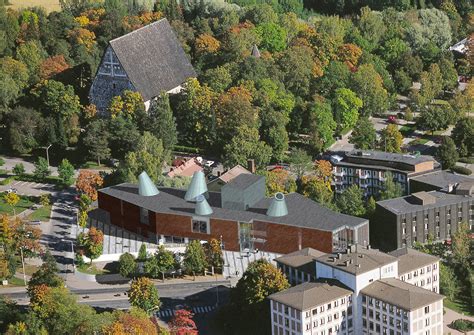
[98,191,334,254]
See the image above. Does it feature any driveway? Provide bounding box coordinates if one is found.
[444,307,474,335]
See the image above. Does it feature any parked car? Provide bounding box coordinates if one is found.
[204,160,215,167]
[7,188,17,194]
[387,116,398,124]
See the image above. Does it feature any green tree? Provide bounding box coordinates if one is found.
[145,246,176,279]
[451,118,474,157]
[451,222,471,269]
[379,124,403,153]
[314,61,351,98]
[351,64,389,117]
[288,148,313,180]
[255,22,287,52]
[366,196,376,218]
[128,277,161,314]
[223,125,272,170]
[57,159,74,186]
[438,56,458,91]
[183,240,208,279]
[309,100,337,153]
[7,107,41,154]
[335,185,365,217]
[278,45,314,97]
[357,7,386,51]
[108,116,140,160]
[439,263,459,301]
[233,259,289,307]
[27,251,63,294]
[148,93,177,151]
[437,137,459,170]
[332,88,362,131]
[417,105,452,134]
[33,80,81,118]
[380,172,404,200]
[414,64,444,107]
[265,169,297,196]
[119,132,168,182]
[33,157,50,180]
[138,243,148,262]
[82,119,111,166]
[119,252,136,278]
[349,117,376,149]
[12,163,25,176]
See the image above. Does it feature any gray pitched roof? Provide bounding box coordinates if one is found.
[410,170,472,190]
[225,174,264,190]
[316,245,398,275]
[275,248,326,268]
[361,278,443,311]
[99,184,367,232]
[388,247,439,275]
[109,19,196,101]
[377,190,472,215]
[268,281,352,311]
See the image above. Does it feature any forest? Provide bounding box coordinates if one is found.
[0,0,472,184]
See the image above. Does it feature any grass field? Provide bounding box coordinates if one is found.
[0,193,35,216]
[7,0,61,13]
[27,204,52,222]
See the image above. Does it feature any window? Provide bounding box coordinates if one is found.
[327,303,332,310]
[424,306,430,314]
[312,309,317,315]
[192,219,209,234]
[139,208,149,225]
[285,306,289,315]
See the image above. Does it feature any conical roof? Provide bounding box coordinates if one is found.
[251,44,261,58]
[266,192,288,217]
[195,194,213,216]
[138,171,159,196]
[185,171,208,201]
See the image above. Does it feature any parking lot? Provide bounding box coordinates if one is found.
[0,180,56,196]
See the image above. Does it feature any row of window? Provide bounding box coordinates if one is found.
[362,296,408,319]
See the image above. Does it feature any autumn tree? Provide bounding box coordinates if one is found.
[27,251,63,299]
[169,309,198,335]
[301,176,334,208]
[4,192,19,216]
[76,170,103,201]
[205,238,223,271]
[128,277,161,313]
[77,227,104,261]
[39,55,70,79]
[379,124,403,153]
[265,169,297,196]
[102,307,158,335]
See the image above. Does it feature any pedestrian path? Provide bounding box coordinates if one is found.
[156,305,215,318]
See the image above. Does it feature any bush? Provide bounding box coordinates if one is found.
[137,244,148,262]
[12,163,25,176]
[0,176,15,185]
[118,253,136,278]
[450,319,474,332]
[173,145,202,154]
[458,157,474,164]
[451,166,472,175]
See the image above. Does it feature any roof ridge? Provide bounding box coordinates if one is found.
[110,18,166,44]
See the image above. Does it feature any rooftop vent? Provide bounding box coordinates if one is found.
[185,171,208,201]
[195,194,213,216]
[138,171,159,196]
[266,192,288,217]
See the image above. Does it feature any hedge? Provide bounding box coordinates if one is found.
[458,157,474,164]
[0,176,15,185]
[173,145,203,154]
[451,166,472,175]
[450,319,474,332]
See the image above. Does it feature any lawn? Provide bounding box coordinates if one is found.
[399,124,417,135]
[444,297,474,317]
[408,137,429,146]
[27,205,52,222]
[0,194,35,216]
[3,276,26,287]
[7,0,61,12]
[77,264,110,275]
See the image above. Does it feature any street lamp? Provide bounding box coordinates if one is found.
[20,247,26,286]
[45,144,52,168]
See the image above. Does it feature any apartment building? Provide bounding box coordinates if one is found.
[275,248,325,285]
[373,182,474,250]
[389,247,439,293]
[361,279,443,335]
[269,281,354,335]
[329,150,439,197]
[97,171,369,256]
[269,245,443,335]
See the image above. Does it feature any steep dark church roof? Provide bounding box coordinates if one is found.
[109,19,196,101]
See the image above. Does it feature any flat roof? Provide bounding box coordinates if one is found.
[275,248,326,268]
[268,281,352,311]
[345,150,435,166]
[377,191,472,215]
[99,184,367,232]
[361,278,443,311]
[316,245,398,275]
[410,170,472,189]
[388,248,439,275]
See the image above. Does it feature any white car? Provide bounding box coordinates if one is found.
[204,160,215,167]
[7,188,17,194]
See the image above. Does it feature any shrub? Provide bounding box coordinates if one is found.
[458,157,474,164]
[119,252,136,278]
[450,319,474,332]
[173,145,202,154]
[137,244,148,262]
[451,166,472,175]
[12,163,25,176]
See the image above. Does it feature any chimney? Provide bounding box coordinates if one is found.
[195,194,213,216]
[247,159,256,174]
[138,171,159,196]
[217,171,222,177]
[266,192,288,217]
[185,171,208,201]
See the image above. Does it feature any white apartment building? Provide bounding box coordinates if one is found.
[361,279,443,335]
[388,248,440,293]
[269,282,354,335]
[269,245,444,335]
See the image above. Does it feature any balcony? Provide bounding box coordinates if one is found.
[359,173,369,179]
[334,170,345,177]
